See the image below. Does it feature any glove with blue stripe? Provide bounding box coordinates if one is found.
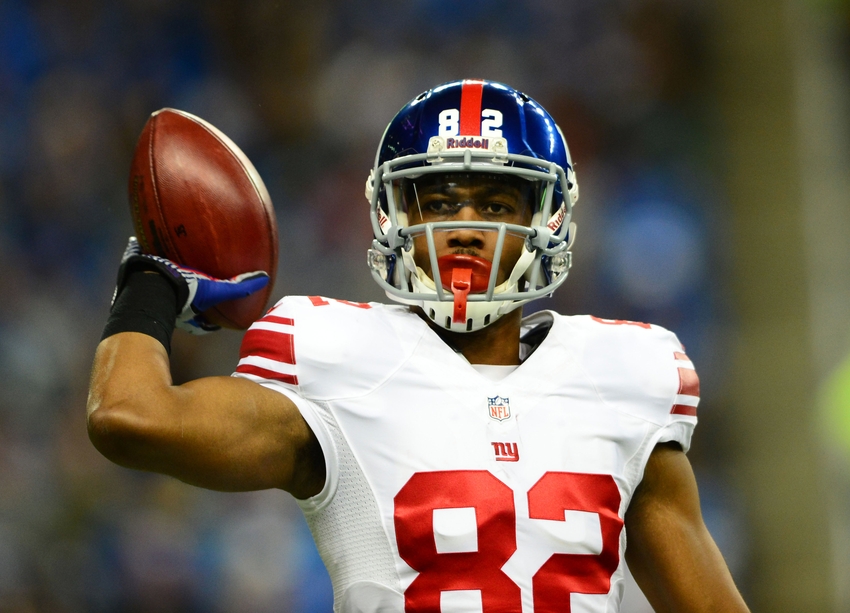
[114,237,270,334]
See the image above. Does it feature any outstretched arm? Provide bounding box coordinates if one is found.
[86,240,325,499]
[625,443,749,613]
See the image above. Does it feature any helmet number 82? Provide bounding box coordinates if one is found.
[394,469,623,612]
[438,109,503,137]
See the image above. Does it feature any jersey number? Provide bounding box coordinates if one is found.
[394,470,622,612]
[438,108,504,137]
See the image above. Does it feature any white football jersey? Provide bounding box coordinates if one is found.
[233,296,699,613]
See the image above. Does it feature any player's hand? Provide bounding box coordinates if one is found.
[114,237,270,334]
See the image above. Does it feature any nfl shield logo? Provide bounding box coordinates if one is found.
[488,396,511,421]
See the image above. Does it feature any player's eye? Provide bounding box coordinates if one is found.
[480,200,516,218]
[422,199,459,216]
[485,202,508,214]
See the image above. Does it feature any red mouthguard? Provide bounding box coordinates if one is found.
[437,255,492,292]
[437,255,492,325]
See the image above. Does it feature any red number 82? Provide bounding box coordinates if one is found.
[394,470,623,613]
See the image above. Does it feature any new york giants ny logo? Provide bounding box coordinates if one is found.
[491,442,519,462]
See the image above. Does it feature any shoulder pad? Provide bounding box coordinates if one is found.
[234,296,424,400]
[563,315,699,427]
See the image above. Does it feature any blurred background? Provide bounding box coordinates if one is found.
[1,0,849,611]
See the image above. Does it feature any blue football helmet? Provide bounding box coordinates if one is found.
[366,79,578,332]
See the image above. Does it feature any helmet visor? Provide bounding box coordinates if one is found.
[399,172,537,226]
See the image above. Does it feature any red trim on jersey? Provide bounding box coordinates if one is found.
[239,329,296,365]
[677,364,700,397]
[590,316,651,329]
[671,404,698,417]
[259,314,294,326]
[460,80,484,135]
[336,299,372,309]
[235,363,298,385]
[671,351,699,416]
[308,295,372,309]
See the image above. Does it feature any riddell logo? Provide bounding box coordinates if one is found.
[547,205,566,231]
[446,137,490,150]
[492,442,519,462]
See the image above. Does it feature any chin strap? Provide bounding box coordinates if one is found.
[450,268,473,324]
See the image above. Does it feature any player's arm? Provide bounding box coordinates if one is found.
[86,239,325,499]
[87,332,324,498]
[625,443,750,613]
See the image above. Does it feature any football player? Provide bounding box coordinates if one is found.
[88,80,750,612]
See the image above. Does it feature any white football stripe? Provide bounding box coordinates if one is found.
[674,394,699,407]
[675,358,694,369]
[237,354,297,375]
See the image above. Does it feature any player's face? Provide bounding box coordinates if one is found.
[403,173,535,286]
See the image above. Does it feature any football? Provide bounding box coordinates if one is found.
[128,108,278,329]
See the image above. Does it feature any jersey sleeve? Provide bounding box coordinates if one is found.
[232,298,302,394]
[232,295,422,401]
[231,295,426,508]
[575,316,699,453]
[658,348,699,452]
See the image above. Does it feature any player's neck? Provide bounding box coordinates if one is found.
[414,307,524,366]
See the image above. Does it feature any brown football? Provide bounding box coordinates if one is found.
[128,108,278,329]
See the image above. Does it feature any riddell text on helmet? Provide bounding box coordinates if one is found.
[445,137,490,149]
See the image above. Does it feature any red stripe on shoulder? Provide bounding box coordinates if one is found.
[671,404,698,417]
[677,367,700,397]
[260,314,294,326]
[235,363,298,386]
[460,80,484,135]
[239,328,296,365]
[672,351,699,416]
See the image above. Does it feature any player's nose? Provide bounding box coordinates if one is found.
[445,205,486,249]
[452,202,485,221]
